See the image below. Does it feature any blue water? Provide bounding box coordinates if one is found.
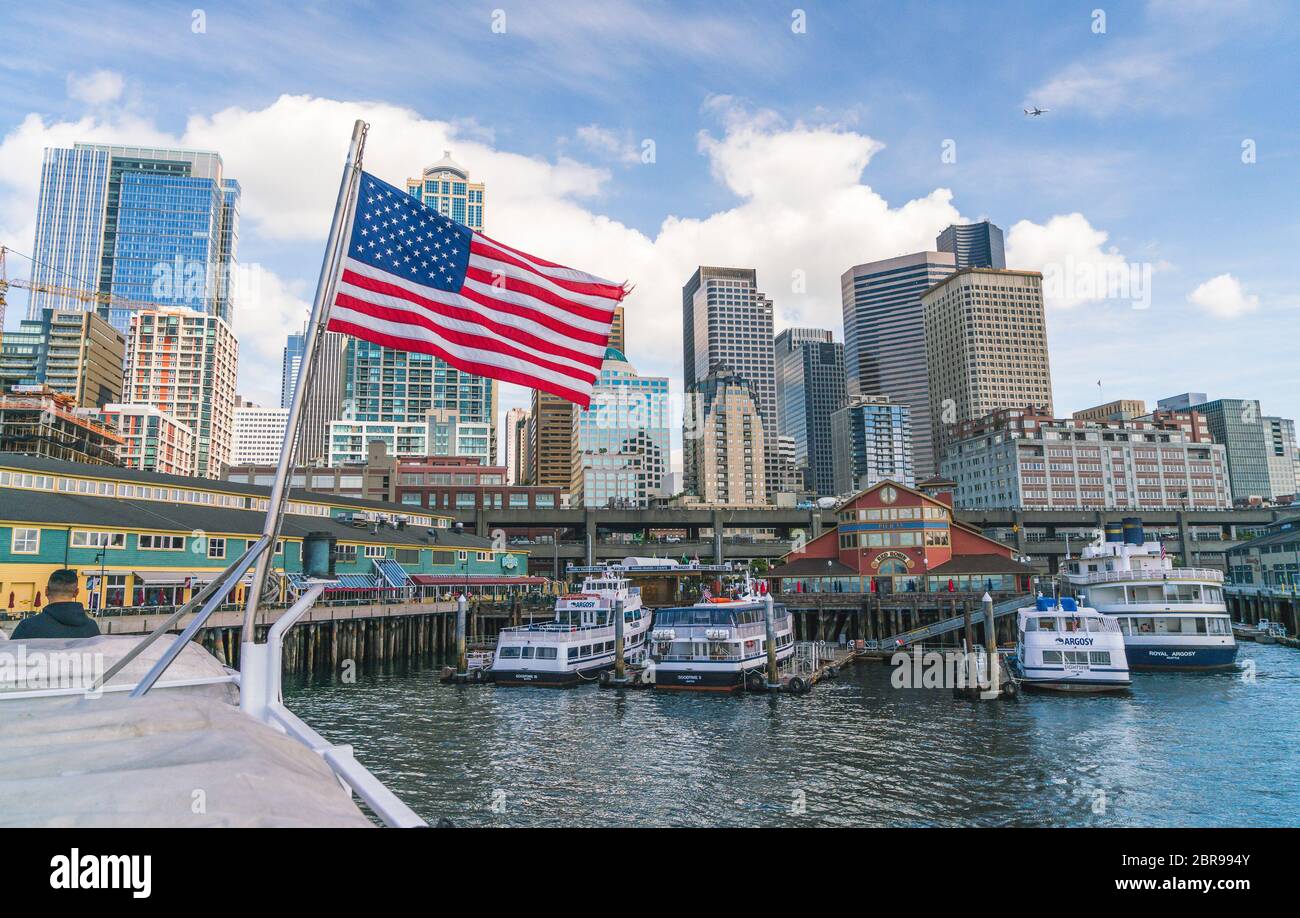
[284,642,1299,827]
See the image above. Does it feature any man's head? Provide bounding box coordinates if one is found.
[47,568,79,602]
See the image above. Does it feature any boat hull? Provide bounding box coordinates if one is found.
[1019,677,1132,694]
[1125,643,1239,670]
[490,663,610,687]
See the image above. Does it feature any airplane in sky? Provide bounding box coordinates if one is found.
[1023,106,1050,117]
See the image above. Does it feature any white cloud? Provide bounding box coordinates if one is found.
[1188,273,1258,319]
[229,265,313,406]
[572,124,642,164]
[66,69,125,105]
[1006,213,1152,310]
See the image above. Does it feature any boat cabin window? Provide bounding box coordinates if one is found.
[536,647,557,660]
[521,647,535,659]
[568,647,579,660]
[499,647,522,658]
[1025,616,1058,632]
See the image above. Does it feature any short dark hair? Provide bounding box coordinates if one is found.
[47,568,79,596]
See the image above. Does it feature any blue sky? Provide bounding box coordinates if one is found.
[1,0,1298,458]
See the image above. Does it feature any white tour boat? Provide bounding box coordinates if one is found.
[1059,519,1237,670]
[648,585,794,692]
[1010,596,1131,692]
[491,572,652,687]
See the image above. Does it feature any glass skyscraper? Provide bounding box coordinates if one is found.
[936,220,1006,269]
[29,143,240,334]
[840,252,956,478]
[775,328,846,497]
[571,348,670,508]
[1186,397,1274,503]
[281,331,306,409]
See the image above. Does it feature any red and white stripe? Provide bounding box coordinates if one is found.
[327,231,626,407]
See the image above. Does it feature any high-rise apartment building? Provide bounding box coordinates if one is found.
[682,266,779,497]
[392,151,497,457]
[123,308,238,478]
[1264,416,1299,500]
[96,403,195,476]
[281,331,306,409]
[232,404,290,466]
[426,409,491,464]
[775,327,845,498]
[502,407,529,484]
[683,363,767,507]
[830,396,915,494]
[922,268,1053,464]
[0,308,124,408]
[29,143,239,333]
[841,252,956,479]
[570,348,669,509]
[941,407,1232,510]
[936,220,1006,269]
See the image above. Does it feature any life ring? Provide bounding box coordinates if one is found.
[745,670,765,691]
[788,676,808,694]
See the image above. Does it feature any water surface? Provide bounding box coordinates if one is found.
[285,643,1298,827]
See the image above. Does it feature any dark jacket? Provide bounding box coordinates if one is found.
[10,601,100,640]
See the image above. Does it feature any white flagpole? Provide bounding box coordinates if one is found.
[241,119,369,645]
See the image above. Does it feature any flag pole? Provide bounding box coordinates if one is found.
[241,118,369,646]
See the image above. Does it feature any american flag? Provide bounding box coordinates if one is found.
[327,171,626,408]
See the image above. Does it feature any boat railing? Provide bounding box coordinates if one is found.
[1063,567,1223,585]
[498,624,617,643]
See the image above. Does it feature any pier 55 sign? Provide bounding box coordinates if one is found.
[49,849,151,899]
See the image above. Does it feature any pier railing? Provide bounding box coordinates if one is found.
[1064,567,1224,585]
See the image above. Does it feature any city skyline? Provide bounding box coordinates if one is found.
[0,2,1297,478]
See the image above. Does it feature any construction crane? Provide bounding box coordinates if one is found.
[0,245,183,335]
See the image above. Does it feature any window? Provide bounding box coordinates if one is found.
[139,534,185,551]
[477,551,493,562]
[499,646,521,659]
[364,545,387,558]
[520,646,535,659]
[394,548,419,564]
[11,528,39,554]
[207,537,226,560]
[457,550,468,562]
[71,530,126,549]
[536,647,558,660]
[335,544,358,560]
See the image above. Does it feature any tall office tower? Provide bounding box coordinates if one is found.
[281,331,306,409]
[775,327,846,498]
[608,305,626,353]
[830,396,915,494]
[400,151,497,457]
[426,409,491,463]
[936,220,1006,269]
[1176,397,1271,503]
[502,407,529,484]
[1074,399,1148,423]
[1158,393,1208,412]
[29,143,240,333]
[571,348,669,509]
[298,330,345,465]
[840,251,956,478]
[528,388,574,488]
[922,268,1053,464]
[232,404,290,466]
[123,308,237,478]
[0,308,124,407]
[1264,416,1299,500]
[683,363,768,506]
[682,266,779,498]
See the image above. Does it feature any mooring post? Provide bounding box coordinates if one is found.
[455,593,468,677]
[764,593,780,689]
[981,591,1000,699]
[963,601,975,691]
[612,596,627,684]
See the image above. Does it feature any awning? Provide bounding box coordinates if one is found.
[373,558,412,587]
[409,574,547,587]
[133,570,254,586]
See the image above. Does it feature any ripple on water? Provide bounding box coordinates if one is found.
[283,642,1300,827]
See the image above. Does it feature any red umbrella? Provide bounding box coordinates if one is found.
[7,592,13,609]
[34,591,42,608]
[947,579,955,592]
